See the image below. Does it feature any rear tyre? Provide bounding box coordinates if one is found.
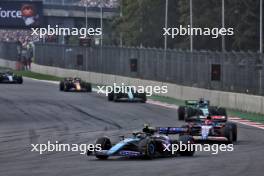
[17,76,23,84]
[178,106,186,121]
[230,123,237,142]
[218,107,227,116]
[187,107,196,118]
[139,93,147,103]
[108,91,114,101]
[209,106,218,115]
[178,135,195,156]
[86,83,92,92]
[224,123,234,143]
[94,137,112,160]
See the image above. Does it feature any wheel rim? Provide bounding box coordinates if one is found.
[148,143,155,155]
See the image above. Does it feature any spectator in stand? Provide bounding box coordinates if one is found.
[77,0,119,8]
[27,57,32,70]
[27,42,34,70]
[22,56,27,70]
[0,29,40,43]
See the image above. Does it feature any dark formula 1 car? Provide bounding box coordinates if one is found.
[0,71,23,84]
[178,98,227,121]
[88,126,195,160]
[59,77,92,92]
[108,86,147,103]
[182,115,237,143]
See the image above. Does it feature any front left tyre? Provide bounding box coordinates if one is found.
[94,137,112,160]
[139,138,156,159]
[178,106,186,121]
[59,81,64,91]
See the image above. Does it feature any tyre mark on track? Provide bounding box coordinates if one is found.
[67,104,122,130]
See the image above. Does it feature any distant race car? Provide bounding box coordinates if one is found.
[87,125,195,160]
[181,115,237,143]
[59,77,92,92]
[0,71,23,84]
[107,86,147,103]
[178,98,227,121]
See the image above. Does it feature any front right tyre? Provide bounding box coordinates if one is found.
[178,135,195,156]
[138,138,156,159]
[224,123,236,143]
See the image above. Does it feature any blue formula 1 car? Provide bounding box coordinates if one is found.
[87,126,195,160]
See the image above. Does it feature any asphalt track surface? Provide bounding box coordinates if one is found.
[0,78,264,176]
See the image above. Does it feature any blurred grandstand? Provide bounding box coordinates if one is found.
[40,0,118,8]
[0,30,40,43]
[0,0,119,44]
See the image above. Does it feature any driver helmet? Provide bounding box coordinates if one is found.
[198,98,207,107]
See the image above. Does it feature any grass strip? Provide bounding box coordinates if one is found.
[13,70,62,81]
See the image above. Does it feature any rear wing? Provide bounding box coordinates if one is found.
[157,127,188,135]
[185,100,210,106]
[185,100,198,106]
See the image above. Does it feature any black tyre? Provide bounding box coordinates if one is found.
[178,135,195,156]
[113,93,119,102]
[138,138,156,159]
[139,93,147,103]
[86,83,92,92]
[16,76,23,84]
[95,137,112,160]
[145,140,156,159]
[178,106,186,121]
[63,83,69,92]
[209,106,218,115]
[224,123,234,143]
[218,107,227,116]
[19,77,23,84]
[0,75,3,82]
[169,140,179,156]
[186,107,196,118]
[59,81,64,91]
[108,91,114,101]
[230,122,237,142]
